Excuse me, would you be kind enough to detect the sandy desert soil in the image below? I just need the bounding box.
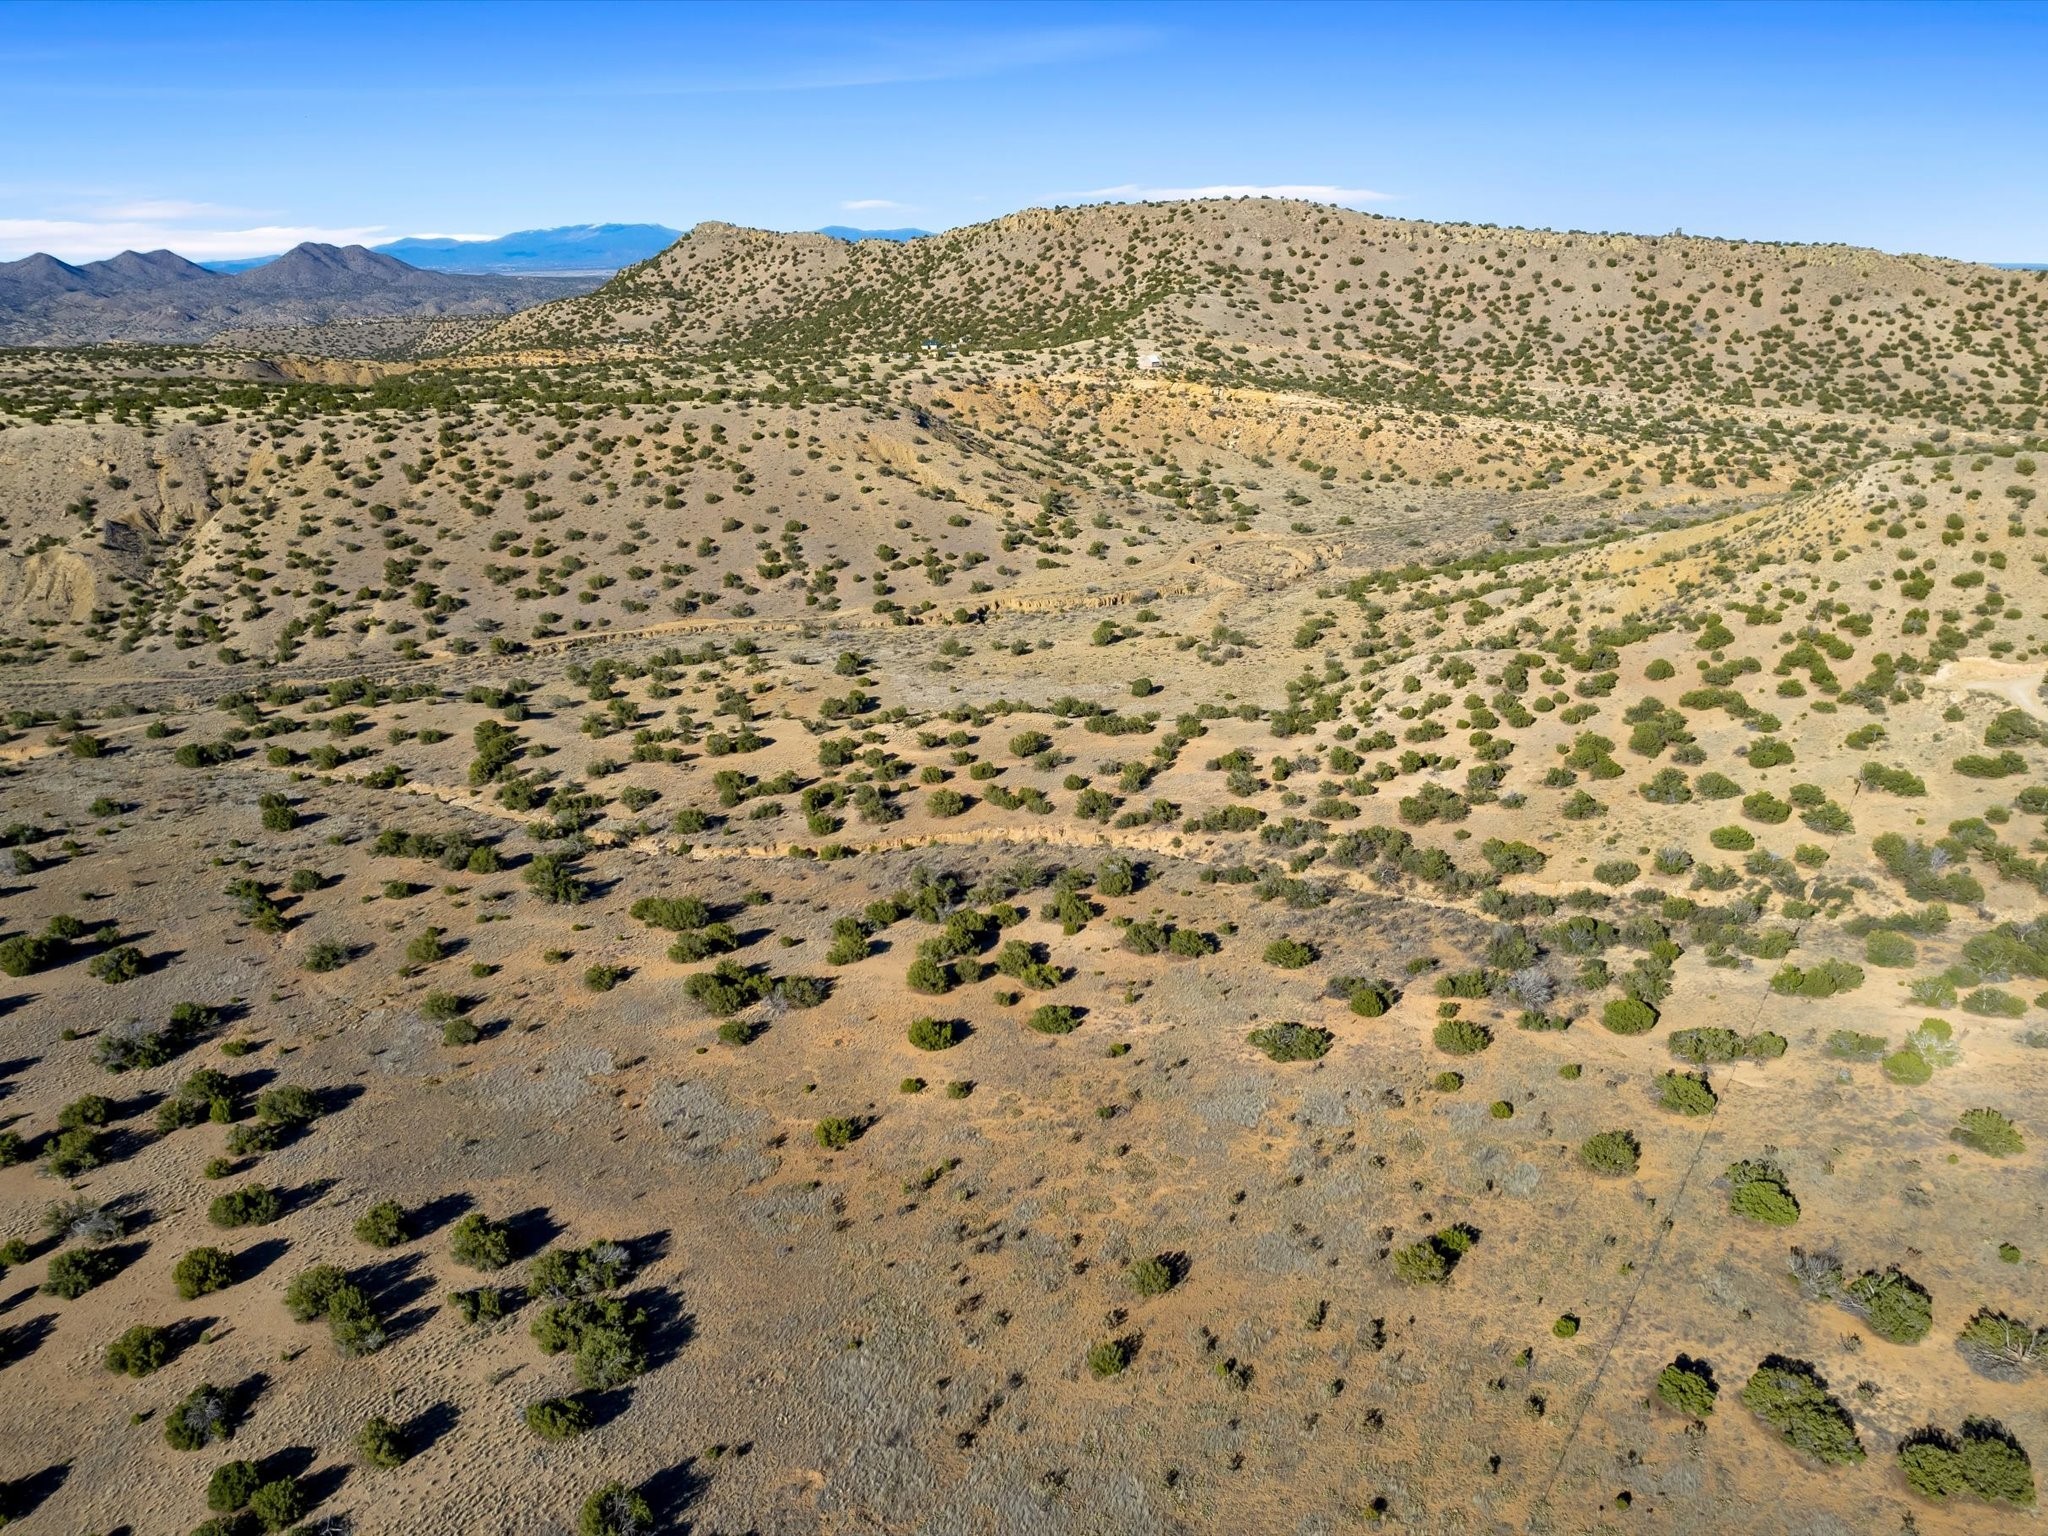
[0,200,2044,1535]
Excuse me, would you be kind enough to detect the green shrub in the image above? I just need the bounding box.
[438,1015,480,1046]
[1962,987,2027,1017]
[1770,959,1865,999]
[530,1294,648,1390]
[907,1016,958,1051]
[1743,791,1792,824]
[0,932,58,977]
[106,1323,172,1377]
[1248,1023,1334,1061]
[1431,1017,1492,1055]
[284,1264,350,1322]
[450,1211,513,1269]
[420,990,466,1023]
[1740,1358,1864,1465]
[529,1242,631,1300]
[331,1286,388,1356]
[41,1245,113,1299]
[1262,937,1316,969]
[1862,762,1928,796]
[1655,1356,1718,1418]
[1865,931,1916,968]
[156,1066,234,1132]
[666,923,738,962]
[1602,996,1658,1035]
[1658,1071,1717,1116]
[208,1185,281,1228]
[1029,1003,1082,1035]
[174,1246,235,1298]
[1592,859,1640,887]
[631,894,713,932]
[354,1200,408,1247]
[581,1481,655,1536]
[1844,1266,1933,1345]
[524,850,588,905]
[303,938,348,972]
[825,918,873,965]
[1127,1256,1176,1296]
[207,1460,262,1512]
[255,1083,319,1127]
[43,1126,105,1177]
[1349,983,1390,1018]
[358,1414,408,1468]
[1726,1159,1800,1224]
[525,1395,593,1440]
[1956,1309,2045,1379]
[814,1117,856,1150]
[88,945,146,983]
[1392,1224,1478,1284]
[1884,1048,1934,1085]
[1391,1240,1450,1285]
[58,1093,113,1130]
[1953,1108,2025,1157]
[1481,839,1547,875]
[225,1121,278,1157]
[1670,1027,1785,1064]
[1709,825,1755,851]
[1954,752,2028,780]
[778,978,827,1015]
[165,1382,234,1450]
[247,1478,305,1531]
[447,1286,507,1325]
[1086,1337,1131,1377]
[1899,1419,2035,1506]
[1580,1130,1640,1177]
[571,1315,647,1391]
[684,958,771,1014]
[1556,794,1605,831]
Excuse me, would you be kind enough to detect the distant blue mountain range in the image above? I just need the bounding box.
[374,224,682,273]
[201,221,934,276]
[818,226,931,243]
[204,223,682,276]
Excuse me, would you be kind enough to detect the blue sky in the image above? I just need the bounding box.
[4,0,2044,263]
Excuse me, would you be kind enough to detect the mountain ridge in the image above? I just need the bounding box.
[0,241,595,346]
[204,221,933,276]
[479,197,2045,446]
[368,222,683,274]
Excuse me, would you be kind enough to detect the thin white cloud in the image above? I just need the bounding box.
[392,232,499,243]
[97,198,251,221]
[0,217,388,262]
[1087,183,1395,206]
[841,199,911,212]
